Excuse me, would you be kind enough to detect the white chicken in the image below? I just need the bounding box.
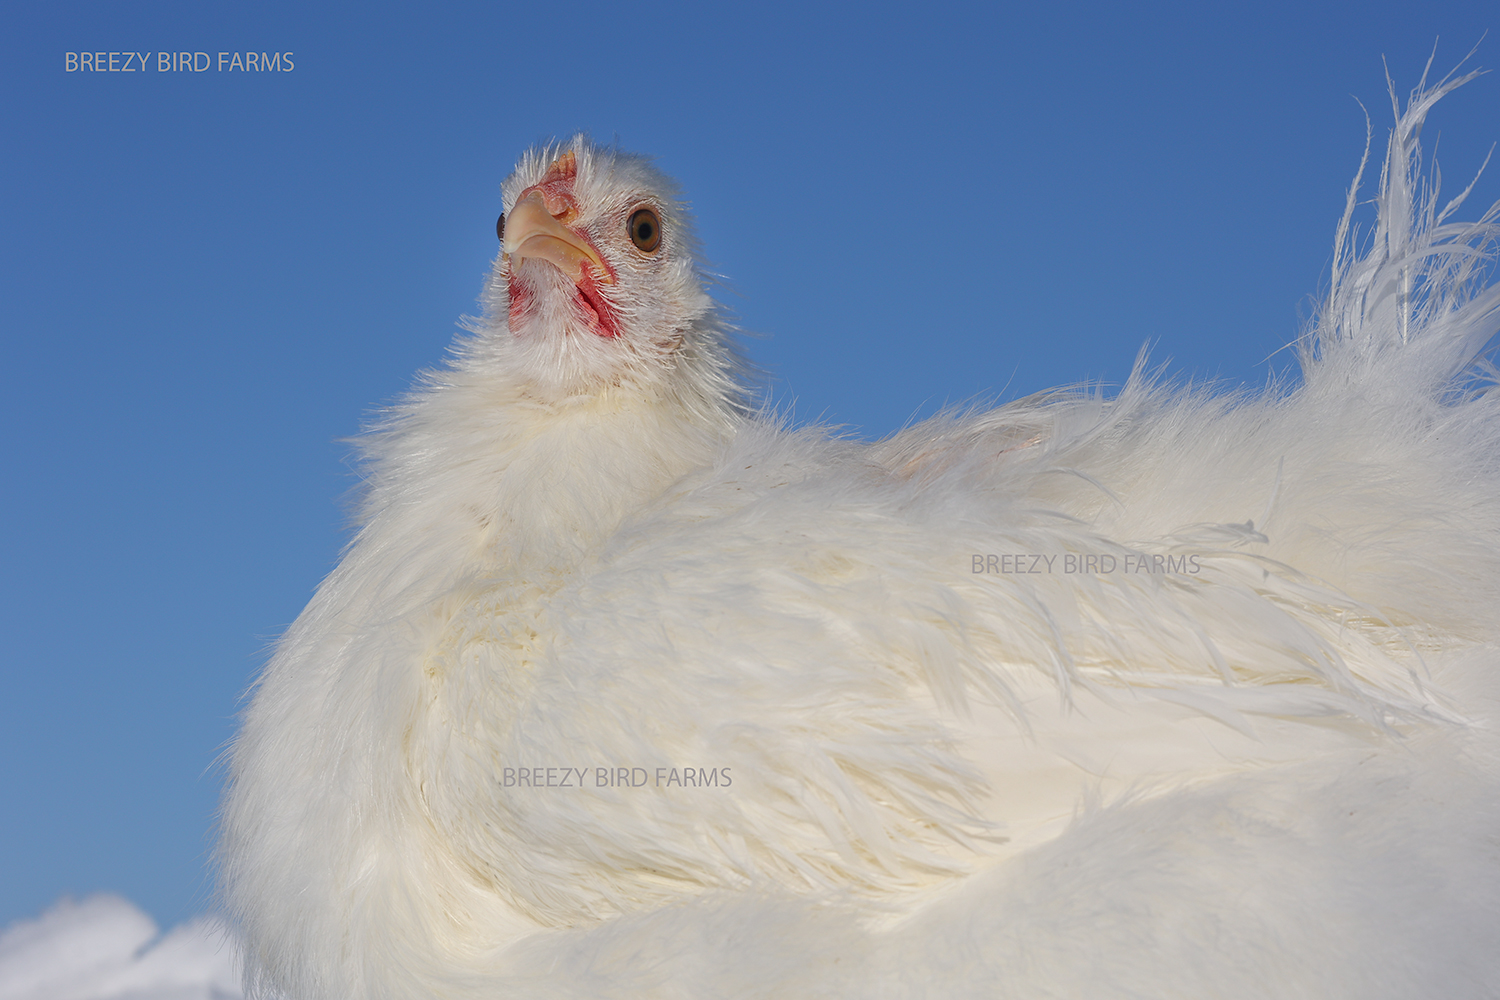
[222,67,1500,999]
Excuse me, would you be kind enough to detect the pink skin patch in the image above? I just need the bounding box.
[506,152,620,338]
[506,273,533,329]
[506,256,620,340]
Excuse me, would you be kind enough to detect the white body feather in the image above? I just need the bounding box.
[222,68,1500,998]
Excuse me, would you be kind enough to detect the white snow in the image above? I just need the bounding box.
[0,897,241,1000]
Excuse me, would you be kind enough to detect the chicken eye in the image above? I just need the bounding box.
[496,213,504,243]
[628,208,661,253]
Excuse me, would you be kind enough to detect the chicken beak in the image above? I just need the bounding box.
[503,190,615,285]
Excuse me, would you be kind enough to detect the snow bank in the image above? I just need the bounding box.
[0,896,241,1000]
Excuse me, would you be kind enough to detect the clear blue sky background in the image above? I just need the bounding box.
[4,0,1498,931]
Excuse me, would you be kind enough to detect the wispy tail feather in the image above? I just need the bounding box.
[1306,52,1500,396]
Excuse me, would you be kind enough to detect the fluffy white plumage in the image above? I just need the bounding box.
[222,66,1500,998]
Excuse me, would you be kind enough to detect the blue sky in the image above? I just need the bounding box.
[3,0,1498,931]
